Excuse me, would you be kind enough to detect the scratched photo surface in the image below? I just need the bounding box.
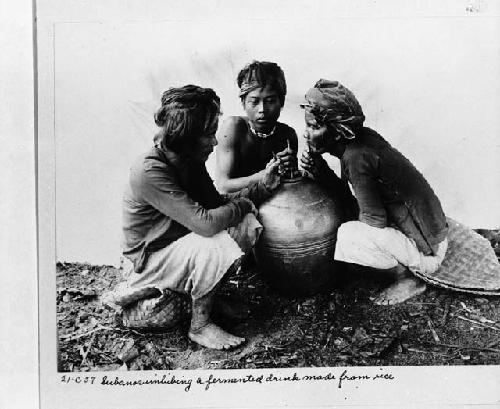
[46,3,500,374]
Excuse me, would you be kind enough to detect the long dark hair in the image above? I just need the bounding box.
[154,85,221,153]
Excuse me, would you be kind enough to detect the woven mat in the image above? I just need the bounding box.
[121,290,190,330]
[101,283,190,329]
[413,218,500,295]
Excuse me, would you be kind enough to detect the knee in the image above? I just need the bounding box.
[337,221,363,242]
[200,235,226,252]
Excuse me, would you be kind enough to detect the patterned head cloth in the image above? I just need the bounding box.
[237,61,287,104]
[301,79,365,140]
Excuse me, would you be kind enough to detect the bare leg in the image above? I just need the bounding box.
[371,263,427,305]
[188,286,245,350]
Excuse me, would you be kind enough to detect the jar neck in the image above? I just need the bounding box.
[281,170,303,183]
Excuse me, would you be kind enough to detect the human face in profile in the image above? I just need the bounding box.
[303,110,330,155]
[243,84,282,133]
[192,117,219,162]
[304,110,345,158]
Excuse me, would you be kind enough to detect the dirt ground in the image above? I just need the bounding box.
[57,230,500,372]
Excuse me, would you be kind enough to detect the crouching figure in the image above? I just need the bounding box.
[103,85,280,350]
[300,79,500,303]
[300,79,448,305]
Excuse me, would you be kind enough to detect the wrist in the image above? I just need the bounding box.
[256,180,274,200]
[235,198,252,215]
[257,169,267,180]
[262,180,275,192]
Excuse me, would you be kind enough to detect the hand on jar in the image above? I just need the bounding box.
[262,157,281,191]
[236,197,259,216]
[275,145,298,174]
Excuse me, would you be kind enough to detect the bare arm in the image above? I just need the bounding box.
[215,117,265,193]
[222,158,281,206]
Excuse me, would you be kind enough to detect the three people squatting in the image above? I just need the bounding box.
[103,61,500,350]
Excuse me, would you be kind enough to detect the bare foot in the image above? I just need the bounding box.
[372,276,427,305]
[188,322,245,350]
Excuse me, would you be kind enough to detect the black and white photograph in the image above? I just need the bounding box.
[3,0,500,408]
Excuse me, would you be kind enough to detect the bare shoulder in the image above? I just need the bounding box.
[219,116,248,142]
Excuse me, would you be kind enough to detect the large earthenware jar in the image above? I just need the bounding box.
[255,175,346,296]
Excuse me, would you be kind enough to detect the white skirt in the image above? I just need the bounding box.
[334,220,448,275]
[107,213,263,307]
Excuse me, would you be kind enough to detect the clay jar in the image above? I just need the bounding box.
[255,175,346,296]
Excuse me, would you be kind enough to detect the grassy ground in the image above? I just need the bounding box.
[57,230,500,372]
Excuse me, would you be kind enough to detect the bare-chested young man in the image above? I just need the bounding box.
[216,61,299,193]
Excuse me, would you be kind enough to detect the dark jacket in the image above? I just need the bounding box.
[122,146,272,274]
[334,127,448,255]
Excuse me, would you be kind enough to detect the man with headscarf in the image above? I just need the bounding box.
[216,61,299,193]
[300,79,449,305]
[103,85,281,349]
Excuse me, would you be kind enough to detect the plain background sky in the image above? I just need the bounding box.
[38,0,500,266]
